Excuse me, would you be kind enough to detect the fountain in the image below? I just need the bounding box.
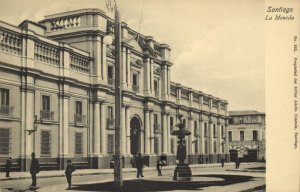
[171,113,192,181]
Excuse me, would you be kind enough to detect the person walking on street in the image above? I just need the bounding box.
[30,152,40,188]
[221,158,225,168]
[157,161,163,176]
[136,153,144,178]
[5,157,12,178]
[65,159,76,190]
[235,158,240,169]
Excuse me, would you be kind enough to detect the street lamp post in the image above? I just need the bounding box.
[114,7,123,190]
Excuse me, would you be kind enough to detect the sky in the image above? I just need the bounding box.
[0,0,265,112]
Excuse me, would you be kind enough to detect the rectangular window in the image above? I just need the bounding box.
[213,141,217,153]
[253,130,258,141]
[170,116,174,131]
[76,101,82,115]
[42,95,50,111]
[205,140,208,154]
[132,73,138,86]
[154,137,159,154]
[0,88,9,105]
[107,65,114,79]
[204,122,208,137]
[183,119,186,127]
[221,126,224,138]
[41,131,51,156]
[194,120,198,136]
[203,97,209,106]
[107,134,114,155]
[108,106,114,119]
[75,132,83,155]
[0,128,10,155]
[240,131,244,141]
[154,80,159,96]
[213,124,217,138]
[228,131,232,142]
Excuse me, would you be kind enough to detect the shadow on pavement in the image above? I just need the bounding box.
[71,174,254,192]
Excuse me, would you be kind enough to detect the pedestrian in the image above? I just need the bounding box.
[5,157,12,178]
[30,152,40,188]
[136,153,144,178]
[65,159,76,190]
[157,161,162,176]
[235,158,240,169]
[221,158,225,168]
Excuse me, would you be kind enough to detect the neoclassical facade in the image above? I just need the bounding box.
[0,8,228,171]
[228,111,266,162]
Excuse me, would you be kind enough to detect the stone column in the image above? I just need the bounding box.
[101,37,107,81]
[217,121,221,154]
[94,101,101,154]
[121,106,126,155]
[100,102,106,154]
[188,116,194,154]
[144,110,150,154]
[167,114,171,153]
[62,93,70,156]
[161,64,168,100]
[150,111,154,154]
[143,57,151,95]
[162,112,168,154]
[150,59,154,94]
[94,36,102,81]
[25,86,35,157]
[209,121,214,154]
[126,107,131,154]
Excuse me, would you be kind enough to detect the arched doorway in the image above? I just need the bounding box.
[130,116,142,155]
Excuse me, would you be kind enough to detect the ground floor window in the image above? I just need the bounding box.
[171,138,174,154]
[213,141,217,153]
[0,128,10,155]
[107,134,114,155]
[75,132,83,155]
[154,137,159,154]
[41,130,51,156]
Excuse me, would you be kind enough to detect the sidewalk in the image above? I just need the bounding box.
[0,162,260,181]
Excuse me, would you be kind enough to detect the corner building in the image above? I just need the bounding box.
[0,9,229,171]
[228,111,266,162]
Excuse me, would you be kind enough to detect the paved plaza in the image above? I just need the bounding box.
[0,162,265,192]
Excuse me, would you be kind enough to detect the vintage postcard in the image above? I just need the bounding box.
[0,0,299,191]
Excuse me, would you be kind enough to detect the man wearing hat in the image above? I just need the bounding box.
[30,152,40,188]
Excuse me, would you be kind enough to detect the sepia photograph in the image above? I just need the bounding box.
[0,0,298,191]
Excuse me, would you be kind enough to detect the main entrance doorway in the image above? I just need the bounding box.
[229,149,238,162]
[130,116,141,155]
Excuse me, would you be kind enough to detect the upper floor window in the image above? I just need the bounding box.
[229,118,234,124]
[203,97,209,106]
[154,79,159,97]
[0,88,12,116]
[204,122,208,137]
[132,72,139,92]
[253,130,258,141]
[194,120,198,136]
[228,131,232,142]
[221,125,224,138]
[212,100,218,108]
[107,65,114,85]
[42,95,50,111]
[239,118,243,124]
[170,116,174,131]
[76,101,82,115]
[183,119,186,128]
[213,124,217,138]
[240,131,244,141]
[0,88,9,105]
[107,106,114,119]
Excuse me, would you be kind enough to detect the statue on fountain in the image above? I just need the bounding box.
[171,113,192,181]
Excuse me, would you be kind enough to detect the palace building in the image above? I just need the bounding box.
[0,8,228,171]
[228,111,266,162]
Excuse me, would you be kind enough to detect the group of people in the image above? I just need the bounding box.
[5,152,76,190]
[135,153,164,178]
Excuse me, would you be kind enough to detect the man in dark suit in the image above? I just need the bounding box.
[136,153,144,178]
[5,157,12,178]
[65,159,76,190]
[30,152,40,188]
